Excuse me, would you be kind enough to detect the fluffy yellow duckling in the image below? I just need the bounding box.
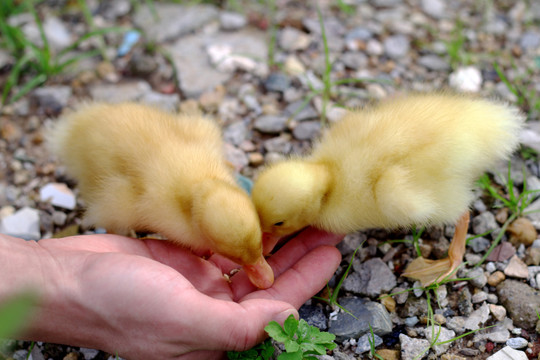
[252,93,523,285]
[49,102,273,289]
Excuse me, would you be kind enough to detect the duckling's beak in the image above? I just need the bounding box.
[243,255,274,289]
[262,232,281,255]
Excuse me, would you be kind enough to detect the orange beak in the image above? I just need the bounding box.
[262,232,281,255]
[243,255,274,289]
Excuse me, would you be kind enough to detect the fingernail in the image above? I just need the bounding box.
[273,308,298,325]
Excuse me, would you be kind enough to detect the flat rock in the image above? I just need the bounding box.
[299,304,327,330]
[503,255,529,279]
[384,35,410,59]
[486,242,516,262]
[472,211,498,236]
[342,258,397,297]
[497,279,540,329]
[39,183,76,210]
[0,207,40,240]
[328,297,392,341]
[219,11,247,31]
[424,326,455,355]
[223,143,248,171]
[140,91,180,112]
[165,30,267,97]
[355,333,382,354]
[254,115,288,134]
[223,122,248,146]
[487,346,527,360]
[133,3,218,42]
[464,303,490,331]
[399,334,429,360]
[89,81,152,103]
[292,121,321,141]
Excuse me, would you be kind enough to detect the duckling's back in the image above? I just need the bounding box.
[49,102,230,237]
[312,93,523,231]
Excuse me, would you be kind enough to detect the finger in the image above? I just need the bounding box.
[242,245,342,308]
[229,228,343,295]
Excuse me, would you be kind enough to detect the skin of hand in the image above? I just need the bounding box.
[1,228,342,360]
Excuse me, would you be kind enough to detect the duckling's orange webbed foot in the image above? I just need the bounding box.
[402,212,470,287]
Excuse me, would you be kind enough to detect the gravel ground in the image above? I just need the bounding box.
[2,0,540,359]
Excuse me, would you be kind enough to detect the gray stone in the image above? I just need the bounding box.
[0,49,13,68]
[341,52,369,70]
[383,35,410,59]
[328,297,392,341]
[399,334,429,360]
[424,326,455,355]
[165,30,267,97]
[345,27,373,51]
[520,31,540,50]
[43,16,72,51]
[342,258,397,297]
[292,121,321,141]
[355,333,382,354]
[506,337,528,349]
[219,11,247,31]
[264,73,291,93]
[89,81,152,103]
[466,267,488,288]
[464,303,490,331]
[446,316,466,334]
[470,237,491,253]
[254,115,288,134]
[299,304,327,330]
[366,39,384,56]
[421,0,446,19]
[404,316,419,327]
[472,211,498,236]
[80,348,100,360]
[223,143,248,171]
[0,206,40,240]
[133,3,218,42]
[284,101,319,121]
[497,280,540,329]
[487,346,528,360]
[279,27,311,51]
[33,86,72,109]
[223,121,247,146]
[263,135,293,154]
[140,91,180,112]
[474,318,511,343]
[458,287,473,316]
[417,55,450,71]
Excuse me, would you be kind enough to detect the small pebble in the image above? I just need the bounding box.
[489,304,507,321]
[506,337,528,349]
[487,271,506,286]
[503,255,529,279]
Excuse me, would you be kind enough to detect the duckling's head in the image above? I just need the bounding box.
[194,181,273,289]
[252,161,331,251]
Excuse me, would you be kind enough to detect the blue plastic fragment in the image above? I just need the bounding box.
[117,30,141,57]
[235,174,253,195]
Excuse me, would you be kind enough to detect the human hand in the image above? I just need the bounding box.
[15,227,342,360]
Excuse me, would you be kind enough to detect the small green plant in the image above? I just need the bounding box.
[0,0,125,105]
[227,339,274,360]
[444,20,471,69]
[367,325,384,360]
[228,315,336,360]
[265,314,336,360]
[493,62,540,117]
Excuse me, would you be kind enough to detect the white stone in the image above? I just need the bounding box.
[449,66,482,92]
[424,325,455,355]
[464,303,490,330]
[486,346,527,360]
[0,207,41,240]
[40,183,76,210]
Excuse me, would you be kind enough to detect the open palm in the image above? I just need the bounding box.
[25,228,342,360]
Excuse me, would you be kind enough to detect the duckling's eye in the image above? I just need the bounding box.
[274,221,284,226]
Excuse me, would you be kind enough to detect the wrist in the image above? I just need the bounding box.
[0,235,108,350]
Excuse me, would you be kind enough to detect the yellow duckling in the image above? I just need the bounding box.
[252,93,523,286]
[49,102,273,289]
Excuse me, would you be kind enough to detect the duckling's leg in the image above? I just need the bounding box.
[402,212,470,287]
